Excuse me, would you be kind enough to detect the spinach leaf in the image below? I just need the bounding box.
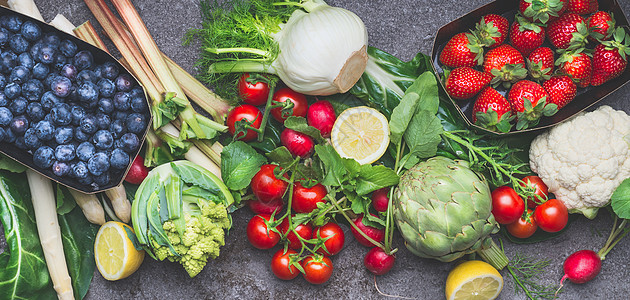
[314,145,347,187]
[612,178,630,219]
[404,111,444,159]
[220,141,266,191]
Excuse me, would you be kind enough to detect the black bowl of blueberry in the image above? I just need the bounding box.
[0,7,151,193]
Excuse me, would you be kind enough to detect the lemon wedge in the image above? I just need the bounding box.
[330,106,389,165]
[445,260,503,300]
[95,221,145,281]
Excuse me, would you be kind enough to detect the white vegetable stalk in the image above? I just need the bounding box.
[67,189,105,225]
[160,123,222,178]
[26,170,74,300]
[7,0,44,21]
[104,185,131,223]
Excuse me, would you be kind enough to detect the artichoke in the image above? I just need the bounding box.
[393,156,508,269]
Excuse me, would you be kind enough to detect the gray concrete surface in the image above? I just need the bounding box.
[0,0,628,299]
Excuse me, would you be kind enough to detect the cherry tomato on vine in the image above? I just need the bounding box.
[226,104,262,141]
[271,249,300,280]
[520,175,549,208]
[301,255,333,284]
[270,87,307,123]
[251,164,288,203]
[506,209,538,239]
[246,214,280,250]
[279,218,313,250]
[315,222,345,256]
[534,199,568,233]
[248,197,284,215]
[292,182,327,213]
[238,73,270,106]
[491,186,525,224]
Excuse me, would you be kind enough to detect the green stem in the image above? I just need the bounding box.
[598,218,629,260]
[507,265,536,300]
[327,194,387,251]
[209,60,271,74]
[314,196,347,222]
[256,80,278,142]
[477,239,509,270]
[206,47,271,58]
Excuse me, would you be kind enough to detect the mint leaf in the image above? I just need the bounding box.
[356,165,399,195]
[404,111,443,159]
[284,116,324,142]
[612,178,630,219]
[221,141,267,190]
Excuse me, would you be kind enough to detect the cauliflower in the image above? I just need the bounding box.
[529,105,630,219]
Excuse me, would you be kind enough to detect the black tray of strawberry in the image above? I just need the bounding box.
[431,0,630,135]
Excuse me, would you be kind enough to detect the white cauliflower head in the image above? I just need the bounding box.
[529,105,630,219]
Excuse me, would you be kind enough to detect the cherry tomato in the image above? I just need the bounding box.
[371,187,389,212]
[350,214,385,247]
[491,186,525,224]
[520,176,549,208]
[246,214,280,250]
[279,218,313,250]
[534,199,568,233]
[315,222,345,256]
[301,255,333,285]
[292,182,327,213]
[506,209,538,239]
[271,249,299,280]
[364,247,396,275]
[251,164,288,203]
[270,87,307,123]
[248,197,284,215]
[238,73,270,106]
[226,104,262,141]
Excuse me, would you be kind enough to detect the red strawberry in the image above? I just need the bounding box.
[445,67,492,100]
[510,15,546,56]
[508,80,557,130]
[543,75,577,109]
[483,44,528,88]
[476,14,509,48]
[519,0,567,24]
[588,11,615,41]
[556,49,592,87]
[566,0,598,15]
[591,28,630,86]
[472,87,514,132]
[527,47,554,82]
[439,32,484,68]
[547,13,589,50]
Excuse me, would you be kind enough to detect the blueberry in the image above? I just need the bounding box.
[60,64,78,81]
[50,76,72,97]
[130,95,148,113]
[9,34,29,54]
[59,39,77,57]
[80,114,97,134]
[50,103,72,126]
[53,53,67,70]
[4,82,21,99]
[22,79,43,101]
[120,133,139,153]
[94,172,110,186]
[112,111,128,121]
[4,129,15,143]
[0,107,12,126]
[9,66,30,84]
[78,175,94,185]
[24,128,41,149]
[109,119,126,139]
[4,15,22,33]
[0,74,6,90]
[42,33,61,48]
[55,144,76,162]
[74,128,90,142]
[92,65,103,79]
[72,161,89,179]
[92,129,114,149]
[33,146,55,168]
[0,94,7,107]
[41,91,62,112]
[29,41,43,61]
[9,115,29,135]
[88,152,109,176]
[54,127,73,144]
[71,105,85,126]
[35,120,55,141]
[0,52,17,73]
[14,136,26,149]
[94,112,110,129]
[113,92,130,111]
[0,28,9,46]
[76,141,95,161]
[38,44,56,64]
[97,78,115,98]
[32,63,49,80]
[114,73,134,92]
[52,161,70,177]
[27,102,45,122]
[20,21,41,42]
[76,69,96,84]
[78,81,99,104]
[73,51,93,70]
[110,148,130,169]
[0,127,6,141]
[17,52,34,69]
[100,61,119,80]
[125,113,146,134]
[9,97,27,115]
[98,98,114,114]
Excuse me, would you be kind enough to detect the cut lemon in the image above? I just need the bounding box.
[330,106,389,165]
[95,221,145,281]
[445,260,503,300]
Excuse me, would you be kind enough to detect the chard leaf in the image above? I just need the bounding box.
[220,141,266,191]
[284,116,324,142]
[324,93,365,115]
[315,145,347,187]
[0,154,26,173]
[55,185,76,215]
[612,178,630,219]
[355,165,399,196]
[404,111,444,159]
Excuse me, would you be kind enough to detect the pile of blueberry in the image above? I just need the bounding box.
[0,13,149,190]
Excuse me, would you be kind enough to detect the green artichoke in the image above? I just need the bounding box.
[393,156,508,269]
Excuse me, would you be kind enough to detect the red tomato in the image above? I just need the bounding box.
[226,104,262,141]
[279,218,313,250]
[292,182,327,213]
[534,199,568,233]
[270,87,308,123]
[246,214,280,250]
[271,249,299,280]
[506,209,538,239]
[315,222,345,256]
[251,164,288,203]
[491,186,525,224]
[520,176,549,208]
[238,73,270,106]
[248,197,284,215]
[301,256,333,285]
[350,214,385,247]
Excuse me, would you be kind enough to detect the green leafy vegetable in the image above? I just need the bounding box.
[284,116,324,142]
[55,185,76,216]
[612,178,630,219]
[220,141,267,191]
[0,155,27,173]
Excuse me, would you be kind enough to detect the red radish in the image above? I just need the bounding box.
[561,250,602,285]
[351,214,385,247]
[364,247,396,275]
[281,128,314,157]
[307,100,336,138]
[371,187,389,212]
[124,155,149,185]
[248,198,284,215]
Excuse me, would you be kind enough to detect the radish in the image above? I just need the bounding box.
[307,100,336,138]
[561,250,601,285]
[350,214,385,247]
[125,155,149,185]
[371,187,389,212]
[364,247,395,275]
[281,128,315,157]
[248,197,284,215]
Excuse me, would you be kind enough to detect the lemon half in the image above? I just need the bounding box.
[95,221,145,281]
[330,106,389,165]
[445,260,503,300]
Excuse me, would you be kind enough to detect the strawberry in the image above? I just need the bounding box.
[556,49,592,87]
[591,28,630,86]
[566,0,598,15]
[439,32,484,68]
[587,11,615,41]
[483,44,528,88]
[508,80,557,130]
[476,14,509,48]
[547,13,589,50]
[543,75,577,109]
[519,0,567,24]
[510,15,546,56]
[472,87,514,133]
[527,47,554,82]
[445,67,492,100]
